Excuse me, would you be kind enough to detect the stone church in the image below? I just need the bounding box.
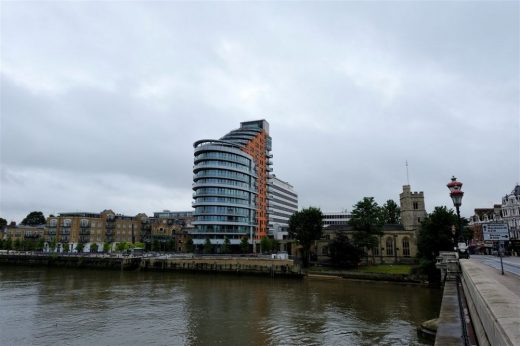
[315,185,427,264]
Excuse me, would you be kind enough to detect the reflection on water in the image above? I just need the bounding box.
[0,266,440,345]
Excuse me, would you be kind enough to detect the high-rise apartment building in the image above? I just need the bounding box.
[192,120,272,247]
[268,175,298,240]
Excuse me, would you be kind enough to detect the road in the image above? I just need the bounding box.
[470,254,520,277]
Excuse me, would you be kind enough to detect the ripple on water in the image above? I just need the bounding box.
[0,267,439,346]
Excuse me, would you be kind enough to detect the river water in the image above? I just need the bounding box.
[0,266,441,346]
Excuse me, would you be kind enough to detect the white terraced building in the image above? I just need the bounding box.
[502,185,520,240]
[268,175,298,240]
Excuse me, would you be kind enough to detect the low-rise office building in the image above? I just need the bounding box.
[322,211,351,228]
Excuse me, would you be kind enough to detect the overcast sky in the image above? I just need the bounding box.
[1,1,519,223]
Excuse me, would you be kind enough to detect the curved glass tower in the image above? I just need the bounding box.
[192,120,272,249]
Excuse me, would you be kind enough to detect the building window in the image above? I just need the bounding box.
[373,246,379,256]
[402,238,410,256]
[386,237,394,256]
[322,246,328,255]
[413,202,419,210]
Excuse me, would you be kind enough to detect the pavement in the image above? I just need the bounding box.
[460,257,520,345]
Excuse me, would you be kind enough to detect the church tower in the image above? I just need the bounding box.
[399,185,427,236]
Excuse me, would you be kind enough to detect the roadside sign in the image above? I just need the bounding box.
[482,223,509,241]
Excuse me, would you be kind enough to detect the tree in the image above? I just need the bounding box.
[0,217,7,229]
[76,243,85,253]
[260,237,272,253]
[222,236,231,254]
[461,219,473,242]
[21,211,46,226]
[417,206,458,283]
[103,242,111,253]
[49,239,57,252]
[288,207,323,267]
[168,239,176,252]
[349,197,384,250]
[203,238,212,254]
[271,238,280,253]
[63,243,70,253]
[240,237,249,254]
[5,238,13,250]
[36,239,45,251]
[381,199,401,224]
[116,242,128,252]
[186,238,194,253]
[328,231,362,268]
[90,243,99,253]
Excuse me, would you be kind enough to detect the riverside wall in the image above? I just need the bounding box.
[0,253,302,277]
[140,257,301,276]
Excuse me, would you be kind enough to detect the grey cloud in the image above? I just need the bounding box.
[1,1,518,222]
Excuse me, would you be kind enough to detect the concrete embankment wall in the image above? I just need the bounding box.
[460,260,520,346]
[0,254,302,277]
[307,270,423,283]
[0,254,140,270]
[140,257,301,276]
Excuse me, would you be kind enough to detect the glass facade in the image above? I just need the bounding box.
[192,140,258,245]
[192,120,272,247]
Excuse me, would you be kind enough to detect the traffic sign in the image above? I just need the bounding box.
[482,223,509,241]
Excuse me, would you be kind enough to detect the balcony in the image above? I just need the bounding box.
[105,229,114,236]
[60,230,71,236]
[79,235,90,243]
[105,223,116,229]
[79,228,91,235]
[47,230,57,236]
[60,236,70,242]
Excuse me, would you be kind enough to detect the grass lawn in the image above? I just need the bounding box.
[355,264,413,275]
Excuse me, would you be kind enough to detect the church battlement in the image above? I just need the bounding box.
[400,185,427,233]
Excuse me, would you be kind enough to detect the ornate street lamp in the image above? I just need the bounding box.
[447,176,464,250]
